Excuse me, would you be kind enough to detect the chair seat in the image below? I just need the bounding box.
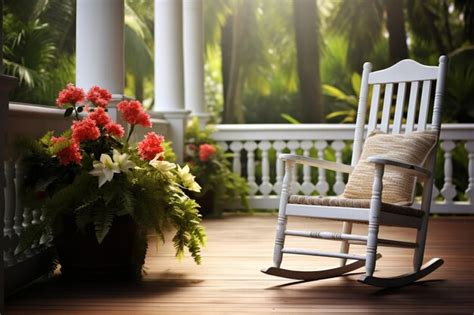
[288,195,425,218]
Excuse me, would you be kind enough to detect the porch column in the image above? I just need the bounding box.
[76,0,124,121]
[183,0,209,128]
[154,0,189,163]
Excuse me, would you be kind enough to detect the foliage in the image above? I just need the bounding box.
[185,118,249,216]
[19,85,206,266]
[3,0,76,105]
[323,73,361,123]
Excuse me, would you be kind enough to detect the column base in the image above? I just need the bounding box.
[161,109,191,164]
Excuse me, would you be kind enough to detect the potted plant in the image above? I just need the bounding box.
[184,118,248,217]
[19,84,205,280]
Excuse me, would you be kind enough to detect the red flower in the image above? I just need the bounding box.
[137,132,165,161]
[86,86,112,108]
[88,107,111,127]
[51,136,82,166]
[56,83,85,108]
[199,144,216,162]
[117,100,152,127]
[136,111,152,128]
[71,118,100,143]
[105,122,125,138]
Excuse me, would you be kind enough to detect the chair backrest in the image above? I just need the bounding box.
[351,56,448,167]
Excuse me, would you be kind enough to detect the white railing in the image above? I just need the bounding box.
[214,124,474,214]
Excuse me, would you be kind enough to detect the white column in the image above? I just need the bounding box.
[154,0,189,163]
[76,0,125,121]
[183,0,209,127]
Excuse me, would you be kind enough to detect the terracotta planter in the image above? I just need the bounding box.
[54,215,147,280]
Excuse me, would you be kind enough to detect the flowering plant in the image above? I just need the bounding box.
[184,118,248,216]
[20,84,205,275]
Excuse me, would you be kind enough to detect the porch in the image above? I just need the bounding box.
[6,214,474,314]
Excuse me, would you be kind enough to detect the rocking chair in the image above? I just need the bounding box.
[262,56,448,288]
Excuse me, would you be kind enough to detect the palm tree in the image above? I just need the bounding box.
[292,0,323,123]
[330,0,408,71]
[3,0,75,104]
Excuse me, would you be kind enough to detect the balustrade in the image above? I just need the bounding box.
[214,124,474,214]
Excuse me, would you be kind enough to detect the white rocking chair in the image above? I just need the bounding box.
[262,56,448,288]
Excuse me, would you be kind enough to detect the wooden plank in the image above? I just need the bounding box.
[367,84,381,133]
[405,81,419,133]
[392,82,406,134]
[380,83,394,132]
[368,59,439,84]
[417,80,432,131]
[5,215,474,314]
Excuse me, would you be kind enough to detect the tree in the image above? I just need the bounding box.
[384,0,409,62]
[330,0,408,71]
[124,1,154,103]
[292,0,323,123]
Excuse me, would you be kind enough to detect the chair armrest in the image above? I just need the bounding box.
[279,154,354,174]
[367,156,432,180]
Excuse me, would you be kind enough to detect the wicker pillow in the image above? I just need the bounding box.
[342,130,437,205]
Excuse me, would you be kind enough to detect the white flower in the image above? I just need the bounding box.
[89,154,120,187]
[89,150,135,187]
[177,164,201,192]
[149,153,176,172]
[113,149,135,173]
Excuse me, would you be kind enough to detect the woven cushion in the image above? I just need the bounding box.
[288,195,424,218]
[342,130,437,205]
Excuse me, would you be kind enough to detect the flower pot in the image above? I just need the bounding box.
[54,214,147,281]
[194,191,221,217]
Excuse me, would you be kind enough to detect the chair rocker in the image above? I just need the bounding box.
[262,56,448,288]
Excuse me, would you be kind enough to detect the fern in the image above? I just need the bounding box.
[93,207,115,244]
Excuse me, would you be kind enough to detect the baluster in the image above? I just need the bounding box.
[465,141,474,203]
[22,206,34,258]
[431,184,440,201]
[31,207,42,253]
[440,141,457,204]
[4,160,17,266]
[14,160,24,235]
[315,141,329,196]
[258,141,273,197]
[287,140,301,194]
[273,141,286,194]
[332,141,346,195]
[244,141,258,196]
[13,160,25,258]
[230,141,243,175]
[300,140,314,195]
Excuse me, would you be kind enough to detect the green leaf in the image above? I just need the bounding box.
[280,113,301,124]
[64,107,73,117]
[351,73,361,97]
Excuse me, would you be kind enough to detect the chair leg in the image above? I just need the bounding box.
[413,176,434,272]
[339,222,353,266]
[272,160,294,268]
[364,164,384,277]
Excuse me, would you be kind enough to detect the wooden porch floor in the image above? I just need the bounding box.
[6,214,474,314]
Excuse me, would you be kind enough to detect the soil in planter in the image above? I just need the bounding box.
[54,215,147,281]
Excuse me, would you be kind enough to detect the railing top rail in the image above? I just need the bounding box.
[214,123,474,141]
